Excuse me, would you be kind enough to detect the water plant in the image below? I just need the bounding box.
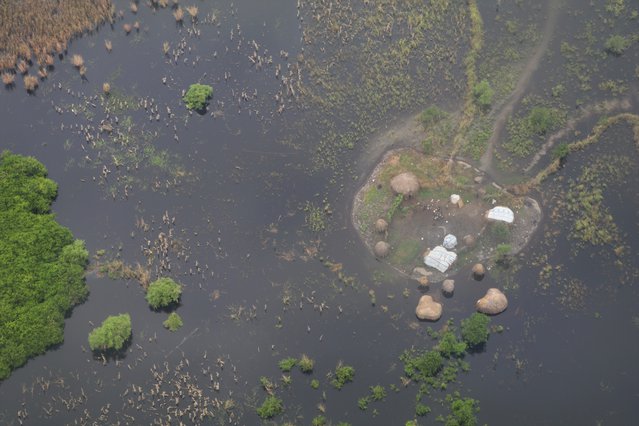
[88,314,132,352]
[1,72,15,86]
[183,83,213,110]
[278,357,297,372]
[71,54,84,69]
[163,312,183,331]
[23,74,38,92]
[310,379,320,389]
[256,395,283,419]
[604,35,629,56]
[312,415,327,426]
[358,397,369,410]
[370,385,386,401]
[146,277,182,309]
[331,363,355,389]
[299,354,314,373]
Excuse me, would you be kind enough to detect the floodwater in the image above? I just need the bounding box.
[1,0,638,425]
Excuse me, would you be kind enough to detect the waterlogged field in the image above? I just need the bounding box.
[1,0,638,425]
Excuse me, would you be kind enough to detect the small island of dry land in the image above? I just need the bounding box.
[353,148,541,283]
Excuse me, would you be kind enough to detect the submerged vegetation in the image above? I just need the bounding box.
[0,152,88,380]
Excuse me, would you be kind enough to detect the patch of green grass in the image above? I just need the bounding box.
[504,106,566,158]
[389,239,422,268]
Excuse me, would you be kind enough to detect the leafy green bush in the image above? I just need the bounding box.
[331,364,355,389]
[310,379,320,389]
[163,312,183,331]
[552,142,570,160]
[0,152,89,380]
[436,331,467,358]
[88,314,132,352]
[402,350,443,380]
[299,354,314,373]
[370,384,386,401]
[278,357,297,372]
[146,277,182,309]
[416,403,431,416]
[528,107,560,135]
[495,244,512,266]
[358,396,370,410]
[460,313,490,348]
[604,35,630,55]
[472,80,493,109]
[256,395,283,419]
[489,222,511,243]
[183,83,213,110]
[445,393,479,426]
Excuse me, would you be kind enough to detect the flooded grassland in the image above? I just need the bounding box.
[1,0,639,425]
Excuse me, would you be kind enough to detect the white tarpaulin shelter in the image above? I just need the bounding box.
[424,246,457,273]
[443,234,457,249]
[486,206,514,224]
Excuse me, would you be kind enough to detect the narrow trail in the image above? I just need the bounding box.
[479,2,560,175]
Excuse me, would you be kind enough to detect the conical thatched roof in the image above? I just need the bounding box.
[390,172,419,196]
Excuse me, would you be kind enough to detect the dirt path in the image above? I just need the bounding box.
[479,2,560,175]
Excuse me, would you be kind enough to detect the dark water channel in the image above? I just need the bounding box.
[1,1,638,425]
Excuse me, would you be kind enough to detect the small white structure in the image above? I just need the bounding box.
[424,246,457,273]
[486,206,514,224]
[450,194,461,204]
[443,234,457,250]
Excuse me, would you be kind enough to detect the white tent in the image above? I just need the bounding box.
[443,234,457,249]
[486,206,514,224]
[424,246,457,273]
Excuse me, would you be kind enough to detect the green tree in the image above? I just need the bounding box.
[0,152,89,380]
[88,314,132,352]
[146,277,182,309]
[460,313,490,348]
[163,312,183,331]
[183,83,213,110]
